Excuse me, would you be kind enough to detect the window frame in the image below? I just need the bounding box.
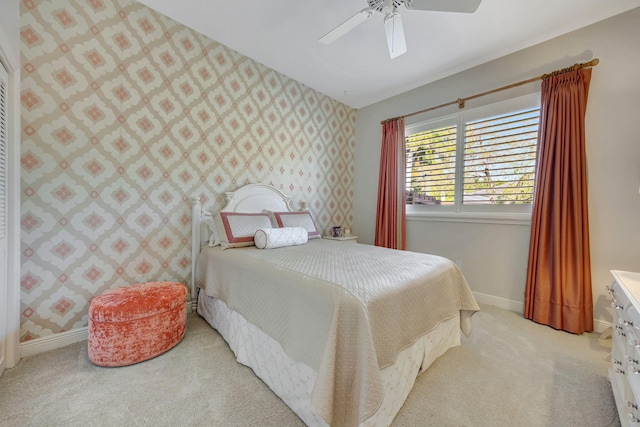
[405,93,540,225]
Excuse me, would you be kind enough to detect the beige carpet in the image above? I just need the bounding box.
[0,304,620,427]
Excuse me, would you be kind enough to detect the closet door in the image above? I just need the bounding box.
[0,60,8,377]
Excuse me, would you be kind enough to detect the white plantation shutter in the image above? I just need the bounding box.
[405,123,457,205]
[405,94,540,214]
[0,62,7,240]
[463,107,539,204]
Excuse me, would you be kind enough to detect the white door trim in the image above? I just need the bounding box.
[0,21,22,373]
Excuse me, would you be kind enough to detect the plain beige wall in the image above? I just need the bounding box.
[0,0,20,55]
[353,7,640,327]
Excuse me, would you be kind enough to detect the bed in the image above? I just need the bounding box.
[191,183,480,427]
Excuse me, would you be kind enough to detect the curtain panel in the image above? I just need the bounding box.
[375,118,406,250]
[525,68,593,334]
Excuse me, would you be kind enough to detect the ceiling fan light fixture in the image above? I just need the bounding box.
[381,0,395,14]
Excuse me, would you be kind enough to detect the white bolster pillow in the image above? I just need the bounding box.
[254,227,308,249]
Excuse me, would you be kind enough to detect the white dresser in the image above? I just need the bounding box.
[609,270,640,426]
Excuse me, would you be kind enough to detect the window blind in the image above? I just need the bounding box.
[405,124,457,205]
[463,108,539,204]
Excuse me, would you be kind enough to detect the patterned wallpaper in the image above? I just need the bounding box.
[19,0,355,341]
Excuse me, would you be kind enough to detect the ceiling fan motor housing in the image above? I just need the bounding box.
[368,0,404,13]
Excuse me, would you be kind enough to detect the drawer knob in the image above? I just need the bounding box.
[612,302,624,310]
[627,356,639,365]
[616,367,626,375]
[629,366,640,375]
[621,318,635,327]
[615,330,627,338]
[629,339,640,347]
[628,401,639,410]
[614,359,623,366]
[629,414,640,423]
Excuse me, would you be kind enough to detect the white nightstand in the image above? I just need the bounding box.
[324,235,358,244]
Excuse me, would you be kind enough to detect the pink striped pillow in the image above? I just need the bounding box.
[271,211,320,239]
[215,212,274,249]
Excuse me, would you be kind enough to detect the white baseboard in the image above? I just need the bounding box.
[593,319,611,335]
[473,291,524,313]
[20,327,88,358]
[472,291,611,334]
[20,301,193,358]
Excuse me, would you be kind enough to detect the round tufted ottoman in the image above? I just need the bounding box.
[88,282,187,367]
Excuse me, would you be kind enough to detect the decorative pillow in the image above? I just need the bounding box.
[254,227,308,249]
[215,212,274,249]
[271,211,320,239]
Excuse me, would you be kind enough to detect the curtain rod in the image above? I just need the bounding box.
[380,58,600,125]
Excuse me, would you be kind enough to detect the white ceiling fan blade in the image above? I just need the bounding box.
[319,7,375,44]
[405,0,482,13]
[384,12,407,59]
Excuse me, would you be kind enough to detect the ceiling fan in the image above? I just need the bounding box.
[319,0,482,59]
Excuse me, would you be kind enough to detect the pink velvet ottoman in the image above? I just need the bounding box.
[88,282,187,367]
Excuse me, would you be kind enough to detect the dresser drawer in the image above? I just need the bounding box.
[611,280,633,315]
[626,312,640,408]
[615,326,631,359]
[611,365,640,427]
[623,376,640,426]
[610,271,640,427]
[623,303,640,332]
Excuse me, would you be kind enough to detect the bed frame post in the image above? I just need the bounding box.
[190,196,201,312]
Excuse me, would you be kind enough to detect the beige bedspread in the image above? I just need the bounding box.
[195,239,479,426]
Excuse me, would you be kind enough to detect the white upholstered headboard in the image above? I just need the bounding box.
[190,183,301,310]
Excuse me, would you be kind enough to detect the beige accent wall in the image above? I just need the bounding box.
[353,8,640,327]
[20,0,355,340]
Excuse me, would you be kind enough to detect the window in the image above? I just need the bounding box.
[405,94,540,220]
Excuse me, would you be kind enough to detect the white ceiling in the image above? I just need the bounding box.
[137,0,640,109]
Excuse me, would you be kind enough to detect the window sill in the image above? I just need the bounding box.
[406,211,532,226]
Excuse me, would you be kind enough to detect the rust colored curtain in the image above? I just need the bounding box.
[524,68,593,334]
[375,118,406,249]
